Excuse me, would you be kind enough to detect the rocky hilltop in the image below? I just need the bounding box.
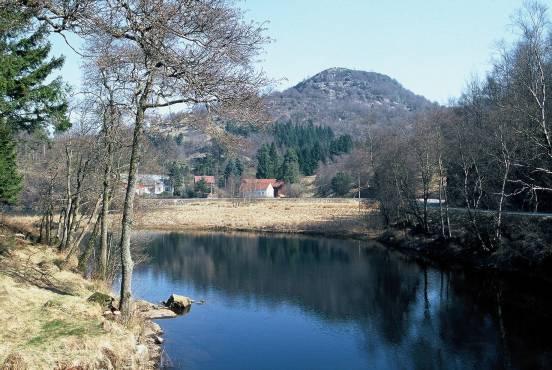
[267,67,434,133]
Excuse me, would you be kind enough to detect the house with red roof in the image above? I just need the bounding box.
[240,178,286,198]
[194,176,215,185]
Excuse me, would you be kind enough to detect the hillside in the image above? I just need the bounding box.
[141,68,435,177]
[266,67,434,133]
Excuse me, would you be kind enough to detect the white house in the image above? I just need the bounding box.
[239,179,276,198]
[239,179,287,198]
[134,174,173,196]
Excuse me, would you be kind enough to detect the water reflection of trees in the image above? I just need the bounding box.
[138,232,552,370]
[143,232,420,342]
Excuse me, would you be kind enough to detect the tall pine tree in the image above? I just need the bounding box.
[0,7,69,132]
[0,121,21,205]
[256,144,271,178]
[281,149,300,184]
[0,6,68,204]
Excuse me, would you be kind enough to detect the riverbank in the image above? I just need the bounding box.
[377,224,552,283]
[135,198,381,238]
[0,221,163,369]
[135,199,552,282]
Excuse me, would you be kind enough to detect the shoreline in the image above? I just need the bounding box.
[134,198,552,284]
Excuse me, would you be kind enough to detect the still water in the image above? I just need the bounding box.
[131,232,552,370]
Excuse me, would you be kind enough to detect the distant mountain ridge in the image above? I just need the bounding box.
[266,67,434,133]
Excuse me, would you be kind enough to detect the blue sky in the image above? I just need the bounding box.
[51,0,525,104]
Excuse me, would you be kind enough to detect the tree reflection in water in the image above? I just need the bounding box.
[132,231,552,370]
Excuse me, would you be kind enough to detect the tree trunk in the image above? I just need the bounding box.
[444,180,452,238]
[78,213,101,273]
[495,159,510,244]
[56,208,65,242]
[60,147,72,251]
[65,195,102,263]
[99,142,113,279]
[118,96,148,319]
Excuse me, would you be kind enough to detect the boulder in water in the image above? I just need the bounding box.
[164,294,192,313]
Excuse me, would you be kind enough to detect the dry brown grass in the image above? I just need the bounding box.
[0,225,157,370]
[0,214,41,237]
[136,198,381,237]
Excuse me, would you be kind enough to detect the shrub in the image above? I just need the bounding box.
[331,172,352,196]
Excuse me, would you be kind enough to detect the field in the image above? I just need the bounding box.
[135,198,381,238]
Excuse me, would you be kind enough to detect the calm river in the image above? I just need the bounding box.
[130,232,552,370]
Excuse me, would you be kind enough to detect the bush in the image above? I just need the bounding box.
[285,183,304,198]
[0,236,15,257]
[331,172,352,196]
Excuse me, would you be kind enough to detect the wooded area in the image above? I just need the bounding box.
[1,0,270,319]
[367,2,552,255]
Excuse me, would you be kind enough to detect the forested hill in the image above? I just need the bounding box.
[266,67,434,133]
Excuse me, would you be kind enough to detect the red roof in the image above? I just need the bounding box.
[194,176,215,184]
[240,178,277,192]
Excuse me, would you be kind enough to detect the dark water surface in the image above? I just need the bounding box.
[130,232,552,370]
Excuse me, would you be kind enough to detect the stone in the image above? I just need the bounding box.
[164,294,192,314]
[87,292,114,309]
[150,322,163,335]
[141,308,177,320]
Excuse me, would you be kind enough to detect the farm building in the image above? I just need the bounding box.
[134,174,173,196]
[240,179,286,198]
[194,175,216,185]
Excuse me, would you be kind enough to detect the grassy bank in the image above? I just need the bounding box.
[0,221,161,369]
[135,198,381,238]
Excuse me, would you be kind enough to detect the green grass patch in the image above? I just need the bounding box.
[27,319,102,346]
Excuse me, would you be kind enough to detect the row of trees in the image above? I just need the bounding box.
[273,121,353,175]
[255,122,353,182]
[370,1,552,252]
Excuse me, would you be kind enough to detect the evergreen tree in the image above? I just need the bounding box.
[280,149,300,184]
[234,158,244,177]
[272,121,352,176]
[311,141,322,163]
[0,121,21,205]
[299,147,317,176]
[331,172,352,196]
[194,179,210,197]
[0,7,68,204]
[256,144,271,178]
[0,7,69,132]
[224,160,236,180]
[168,161,188,196]
[268,142,280,178]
